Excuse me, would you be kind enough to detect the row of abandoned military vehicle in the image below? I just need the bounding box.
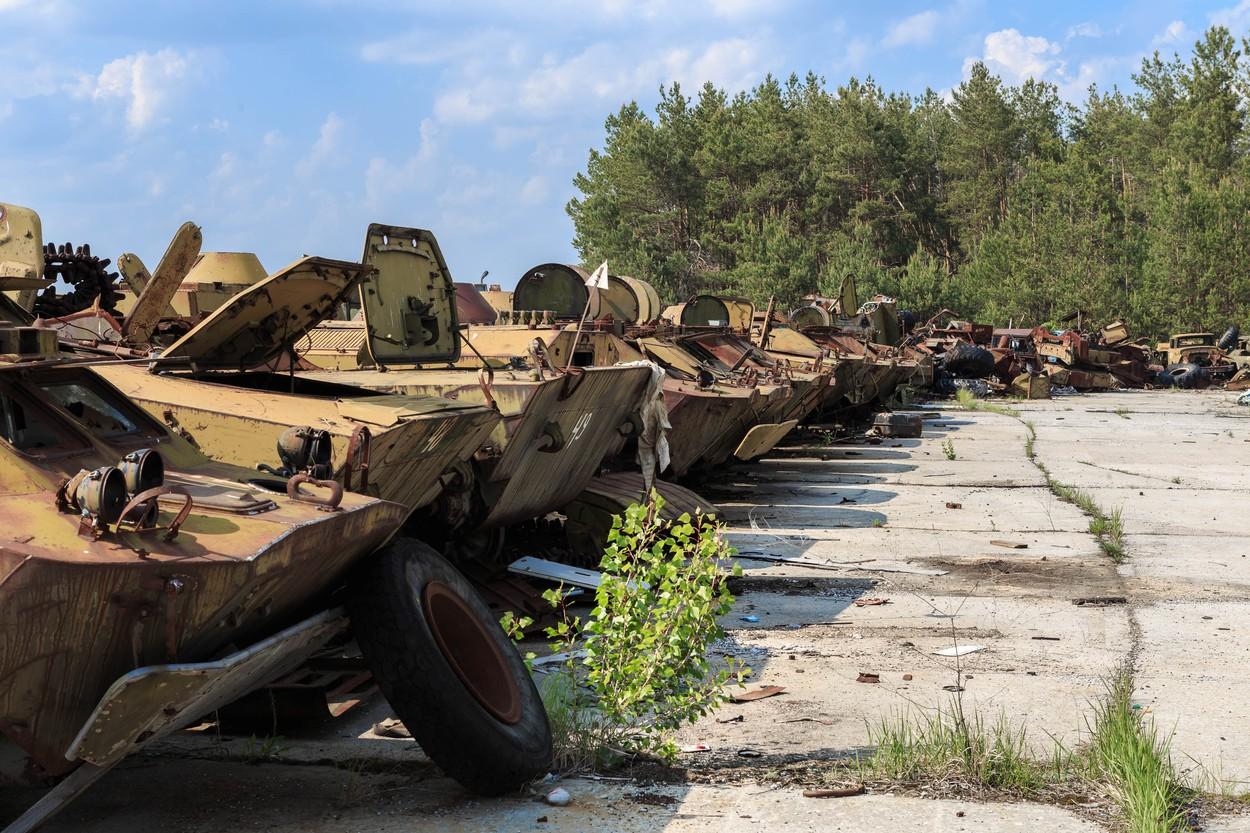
[0,203,928,832]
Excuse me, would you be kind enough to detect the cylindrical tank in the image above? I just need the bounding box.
[598,276,641,323]
[665,295,731,327]
[789,304,832,329]
[515,263,594,320]
[617,275,661,323]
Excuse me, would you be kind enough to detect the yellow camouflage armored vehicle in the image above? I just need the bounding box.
[294,226,656,557]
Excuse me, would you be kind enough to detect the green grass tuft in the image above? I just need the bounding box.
[956,388,1022,418]
[1086,671,1188,833]
[859,706,1072,796]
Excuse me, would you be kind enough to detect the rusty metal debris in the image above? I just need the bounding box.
[730,685,787,703]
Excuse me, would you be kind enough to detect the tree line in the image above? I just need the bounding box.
[567,26,1250,339]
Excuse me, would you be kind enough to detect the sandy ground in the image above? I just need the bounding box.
[3,389,1248,831]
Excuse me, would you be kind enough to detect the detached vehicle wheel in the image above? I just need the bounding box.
[942,343,995,379]
[1165,362,1209,389]
[348,537,552,794]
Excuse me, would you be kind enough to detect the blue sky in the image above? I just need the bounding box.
[1,0,1245,288]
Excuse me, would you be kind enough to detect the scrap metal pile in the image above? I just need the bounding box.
[1,198,1245,832]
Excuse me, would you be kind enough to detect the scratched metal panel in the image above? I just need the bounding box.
[0,497,406,776]
[480,365,652,528]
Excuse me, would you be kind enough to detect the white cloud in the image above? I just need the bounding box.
[967,29,1061,85]
[360,29,520,67]
[213,152,238,180]
[519,175,548,205]
[435,87,500,124]
[297,112,345,175]
[80,48,197,131]
[1211,0,1250,32]
[884,10,939,47]
[835,36,872,72]
[706,0,787,19]
[435,35,767,125]
[364,118,439,209]
[1066,22,1103,39]
[1154,19,1190,45]
[1056,55,1126,100]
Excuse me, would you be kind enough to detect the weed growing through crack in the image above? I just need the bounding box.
[239,734,284,763]
[955,388,1021,418]
[1021,422,1125,562]
[941,439,957,460]
[1085,670,1189,833]
[1042,473,1125,562]
[1115,407,1132,419]
[860,598,1189,830]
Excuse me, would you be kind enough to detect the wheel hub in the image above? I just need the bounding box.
[421,581,523,725]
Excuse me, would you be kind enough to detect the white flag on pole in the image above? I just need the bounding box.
[585,261,610,290]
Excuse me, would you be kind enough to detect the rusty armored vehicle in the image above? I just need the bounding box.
[38,218,650,564]
[30,219,503,525]
[787,277,927,410]
[0,204,551,832]
[502,265,801,475]
[290,227,656,553]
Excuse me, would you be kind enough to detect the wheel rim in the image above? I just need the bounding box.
[422,581,523,725]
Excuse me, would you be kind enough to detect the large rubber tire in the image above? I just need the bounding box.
[942,342,995,379]
[1218,325,1240,351]
[348,538,552,794]
[1165,362,1209,390]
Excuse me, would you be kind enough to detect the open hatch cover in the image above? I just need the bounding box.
[359,224,461,366]
[162,256,370,371]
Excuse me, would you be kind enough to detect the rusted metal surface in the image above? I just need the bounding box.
[161,256,370,371]
[421,581,522,725]
[307,364,652,528]
[69,608,350,767]
[93,246,503,515]
[540,328,762,477]
[117,252,271,320]
[0,204,48,286]
[0,350,408,782]
[734,419,799,460]
[358,225,461,367]
[676,331,830,424]
[96,364,499,511]
[120,222,201,344]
